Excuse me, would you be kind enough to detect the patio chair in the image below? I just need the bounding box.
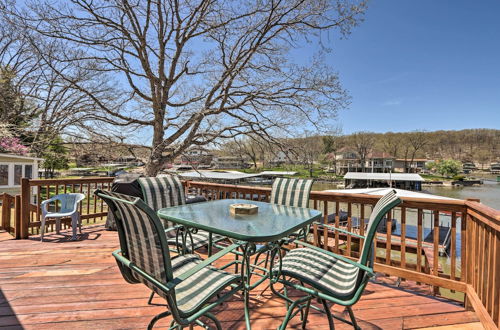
[270,177,314,208]
[251,178,314,272]
[138,176,224,253]
[95,190,244,329]
[270,189,402,329]
[40,193,85,241]
[270,177,314,241]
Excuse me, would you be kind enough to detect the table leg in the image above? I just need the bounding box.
[208,232,213,257]
[240,241,283,329]
[241,242,256,330]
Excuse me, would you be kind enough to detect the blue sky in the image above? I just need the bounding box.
[321,0,500,134]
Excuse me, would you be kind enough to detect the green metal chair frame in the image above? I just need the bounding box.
[270,190,402,329]
[96,189,244,329]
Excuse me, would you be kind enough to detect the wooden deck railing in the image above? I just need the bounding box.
[463,201,500,328]
[2,177,498,328]
[0,193,16,236]
[19,177,114,238]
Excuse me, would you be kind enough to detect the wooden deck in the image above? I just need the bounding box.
[0,226,481,330]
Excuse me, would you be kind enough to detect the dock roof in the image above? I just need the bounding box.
[259,171,297,176]
[177,170,260,180]
[177,170,297,180]
[323,187,456,200]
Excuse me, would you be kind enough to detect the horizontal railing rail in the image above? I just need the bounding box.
[7,177,499,328]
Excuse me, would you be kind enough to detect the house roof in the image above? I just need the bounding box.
[395,158,429,162]
[338,147,357,153]
[344,172,425,182]
[0,153,43,161]
[368,151,395,159]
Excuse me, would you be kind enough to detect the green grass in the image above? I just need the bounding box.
[420,174,450,181]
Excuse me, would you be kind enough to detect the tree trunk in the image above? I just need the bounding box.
[145,108,165,176]
[145,153,164,176]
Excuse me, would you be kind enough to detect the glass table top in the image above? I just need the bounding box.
[157,199,322,242]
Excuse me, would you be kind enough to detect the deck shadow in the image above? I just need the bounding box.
[0,289,22,329]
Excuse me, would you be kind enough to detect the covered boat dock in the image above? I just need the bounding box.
[344,172,425,191]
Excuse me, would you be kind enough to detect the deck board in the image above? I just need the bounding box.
[0,225,480,329]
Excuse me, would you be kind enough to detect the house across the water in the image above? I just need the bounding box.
[343,172,425,191]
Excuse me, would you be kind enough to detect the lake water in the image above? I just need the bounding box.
[426,180,500,210]
[312,175,500,210]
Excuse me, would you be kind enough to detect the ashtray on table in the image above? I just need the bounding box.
[229,203,258,216]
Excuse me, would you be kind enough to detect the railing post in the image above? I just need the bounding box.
[464,207,475,311]
[15,195,21,239]
[20,178,31,239]
[1,193,8,230]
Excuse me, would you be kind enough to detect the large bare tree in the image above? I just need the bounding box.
[406,130,428,173]
[350,131,374,172]
[380,132,400,158]
[3,0,366,175]
[322,130,344,174]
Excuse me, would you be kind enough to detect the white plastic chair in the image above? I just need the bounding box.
[40,193,85,241]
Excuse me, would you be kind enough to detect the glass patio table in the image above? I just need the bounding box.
[157,198,322,329]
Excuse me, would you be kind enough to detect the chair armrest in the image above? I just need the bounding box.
[167,242,244,289]
[40,196,59,215]
[113,242,244,295]
[112,249,172,293]
[41,196,58,206]
[186,196,207,204]
[295,241,375,276]
[314,222,366,239]
[164,224,183,234]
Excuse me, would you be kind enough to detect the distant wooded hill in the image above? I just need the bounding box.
[332,129,499,167]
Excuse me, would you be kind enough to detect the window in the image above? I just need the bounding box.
[0,165,7,185]
[14,165,22,185]
[25,165,33,179]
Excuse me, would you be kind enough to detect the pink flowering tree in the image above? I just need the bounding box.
[0,137,29,155]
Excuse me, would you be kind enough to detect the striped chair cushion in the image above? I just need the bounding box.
[170,254,239,314]
[270,178,313,208]
[273,247,360,299]
[138,176,186,229]
[139,176,186,209]
[111,195,169,297]
[138,176,224,249]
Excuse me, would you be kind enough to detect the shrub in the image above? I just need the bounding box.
[0,137,29,155]
[452,174,466,181]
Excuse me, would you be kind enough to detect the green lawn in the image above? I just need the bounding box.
[420,174,449,181]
